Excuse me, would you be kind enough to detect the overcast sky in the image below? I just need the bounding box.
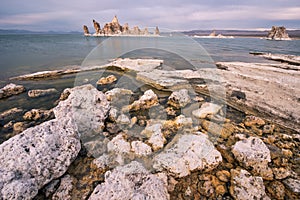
[0,0,299,31]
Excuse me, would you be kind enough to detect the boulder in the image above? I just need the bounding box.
[28,88,58,98]
[153,133,222,178]
[167,89,191,108]
[52,175,75,200]
[54,84,110,137]
[141,122,166,151]
[232,137,273,180]
[0,83,25,99]
[89,161,169,200]
[130,141,152,157]
[230,168,270,200]
[105,88,133,102]
[0,118,81,199]
[192,102,222,119]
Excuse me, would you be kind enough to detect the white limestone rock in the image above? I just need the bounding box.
[105,88,133,102]
[142,123,166,151]
[127,89,159,111]
[54,84,110,137]
[153,133,222,178]
[192,102,222,119]
[107,134,131,154]
[232,137,273,180]
[167,89,191,108]
[89,161,169,200]
[0,83,25,99]
[0,118,81,199]
[131,141,152,157]
[230,168,270,200]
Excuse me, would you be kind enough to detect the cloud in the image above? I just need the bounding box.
[0,0,299,31]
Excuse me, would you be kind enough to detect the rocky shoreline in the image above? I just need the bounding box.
[0,55,299,199]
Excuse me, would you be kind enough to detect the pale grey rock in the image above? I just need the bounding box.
[52,175,75,200]
[116,114,131,125]
[153,133,222,178]
[192,102,222,119]
[230,168,270,200]
[28,88,58,98]
[108,107,118,122]
[54,84,110,137]
[0,118,81,199]
[232,137,273,180]
[141,123,166,151]
[131,141,152,157]
[107,134,131,154]
[127,89,159,111]
[105,88,133,102]
[0,83,25,99]
[89,161,169,200]
[109,58,163,72]
[283,178,300,194]
[167,89,191,108]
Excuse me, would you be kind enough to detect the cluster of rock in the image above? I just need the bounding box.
[0,58,299,199]
[267,26,291,40]
[83,15,160,36]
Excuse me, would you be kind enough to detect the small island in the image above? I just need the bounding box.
[83,15,160,37]
[266,26,291,40]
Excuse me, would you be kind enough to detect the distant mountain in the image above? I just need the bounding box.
[0,29,81,35]
[182,29,300,38]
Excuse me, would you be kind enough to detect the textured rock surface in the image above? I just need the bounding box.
[141,122,166,151]
[54,84,110,137]
[28,88,58,98]
[130,141,152,157]
[89,161,169,200]
[0,83,25,99]
[127,89,159,111]
[0,107,23,124]
[283,178,300,194]
[23,109,54,121]
[167,89,191,108]
[153,133,222,177]
[52,175,75,200]
[267,26,291,40]
[0,118,81,199]
[232,137,273,179]
[192,102,222,119]
[96,75,117,85]
[230,168,270,200]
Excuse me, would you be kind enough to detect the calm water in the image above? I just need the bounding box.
[0,33,299,113]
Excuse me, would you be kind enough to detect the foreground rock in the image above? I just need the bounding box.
[230,168,270,200]
[28,88,58,98]
[167,89,191,109]
[267,26,291,40]
[89,161,169,200]
[0,83,25,99]
[0,118,81,199]
[96,75,117,85]
[153,133,222,178]
[0,84,110,199]
[250,52,300,66]
[232,137,273,180]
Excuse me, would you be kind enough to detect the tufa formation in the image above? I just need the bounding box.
[267,26,291,40]
[83,15,160,36]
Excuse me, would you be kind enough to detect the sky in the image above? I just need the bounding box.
[0,0,299,31]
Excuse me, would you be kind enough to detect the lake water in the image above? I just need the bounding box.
[0,33,299,113]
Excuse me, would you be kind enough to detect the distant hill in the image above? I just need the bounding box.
[182,29,300,38]
[0,29,81,35]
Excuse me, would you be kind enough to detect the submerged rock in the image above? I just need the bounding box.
[232,137,273,180]
[96,75,117,85]
[230,168,270,200]
[23,109,54,121]
[89,161,169,200]
[0,83,25,99]
[0,107,23,124]
[153,133,222,178]
[28,88,58,98]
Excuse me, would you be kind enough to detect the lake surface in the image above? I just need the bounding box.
[0,33,299,113]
